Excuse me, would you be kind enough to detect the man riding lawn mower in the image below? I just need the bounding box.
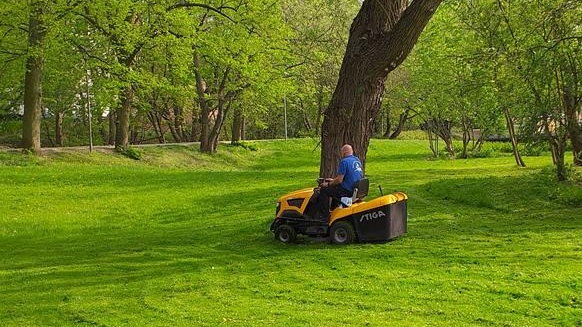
[270,145,408,245]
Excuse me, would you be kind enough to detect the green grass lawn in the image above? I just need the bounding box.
[0,139,580,326]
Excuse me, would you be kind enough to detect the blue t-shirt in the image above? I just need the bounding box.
[337,155,364,192]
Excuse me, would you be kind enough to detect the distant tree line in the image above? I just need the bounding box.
[375,0,580,180]
[0,0,358,153]
[0,0,579,180]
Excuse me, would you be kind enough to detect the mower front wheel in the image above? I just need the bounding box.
[330,221,356,245]
[275,224,297,244]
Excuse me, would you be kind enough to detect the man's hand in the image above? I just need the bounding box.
[325,178,333,182]
[322,182,329,187]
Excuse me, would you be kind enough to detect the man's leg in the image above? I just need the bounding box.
[318,185,347,222]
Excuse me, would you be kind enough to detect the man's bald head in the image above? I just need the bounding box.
[341,144,353,157]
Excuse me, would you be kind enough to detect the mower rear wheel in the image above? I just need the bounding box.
[330,221,356,245]
[275,224,296,244]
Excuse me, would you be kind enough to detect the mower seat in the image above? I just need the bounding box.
[340,178,369,207]
[352,178,369,202]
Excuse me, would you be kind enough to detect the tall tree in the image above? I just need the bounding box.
[22,0,48,152]
[319,0,442,176]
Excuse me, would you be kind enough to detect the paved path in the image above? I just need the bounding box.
[0,139,287,153]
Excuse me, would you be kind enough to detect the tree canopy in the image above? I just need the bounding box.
[0,0,579,179]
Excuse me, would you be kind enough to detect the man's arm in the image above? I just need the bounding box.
[323,159,348,187]
[323,175,343,187]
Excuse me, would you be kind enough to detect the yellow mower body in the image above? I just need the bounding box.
[271,181,408,244]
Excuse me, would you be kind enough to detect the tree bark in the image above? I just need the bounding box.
[423,117,454,157]
[426,127,438,157]
[389,107,414,139]
[207,91,232,153]
[546,118,568,181]
[22,1,47,153]
[503,108,526,167]
[190,104,199,142]
[147,111,166,143]
[320,0,442,176]
[315,85,324,135]
[472,135,485,156]
[173,105,184,142]
[383,108,392,138]
[193,53,212,152]
[563,85,581,166]
[107,111,116,145]
[115,86,133,150]
[231,107,242,144]
[195,58,239,153]
[298,98,313,132]
[240,114,246,140]
[130,124,139,145]
[460,115,471,159]
[55,112,64,146]
[166,103,183,143]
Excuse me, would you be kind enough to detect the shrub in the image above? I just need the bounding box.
[397,130,427,140]
[0,120,22,147]
[520,143,547,157]
[229,141,258,151]
[468,142,512,158]
[472,146,495,158]
[119,147,142,160]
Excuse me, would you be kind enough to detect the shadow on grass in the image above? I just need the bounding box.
[1,168,580,307]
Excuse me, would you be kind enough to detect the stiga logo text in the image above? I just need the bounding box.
[359,210,386,222]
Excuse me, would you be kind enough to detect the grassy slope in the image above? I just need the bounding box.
[0,140,580,327]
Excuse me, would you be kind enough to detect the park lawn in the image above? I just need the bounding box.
[0,139,580,327]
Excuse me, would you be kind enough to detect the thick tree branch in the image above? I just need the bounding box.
[167,2,236,23]
[371,0,443,75]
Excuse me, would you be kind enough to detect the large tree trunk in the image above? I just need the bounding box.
[320,0,442,176]
[115,86,132,150]
[503,108,526,167]
[199,109,210,150]
[55,112,64,147]
[22,1,47,153]
[193,53,213,152]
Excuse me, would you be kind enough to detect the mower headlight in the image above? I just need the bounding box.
[276,202,281,216]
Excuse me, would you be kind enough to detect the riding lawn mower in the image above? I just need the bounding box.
[270,178,408,245]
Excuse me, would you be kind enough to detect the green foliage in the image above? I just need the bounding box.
[228,141,258,152]
[0,119,21,146]
[480,142,513,155]
[397,130,428,140]
[521,143,547,157]
[119,147,143,160]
